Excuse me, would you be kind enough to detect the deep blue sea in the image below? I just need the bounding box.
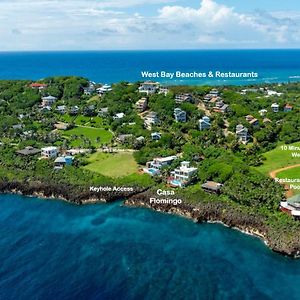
[1,194,300,300]
[0,50,300,85]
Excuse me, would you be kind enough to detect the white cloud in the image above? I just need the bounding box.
[0,0,299,50]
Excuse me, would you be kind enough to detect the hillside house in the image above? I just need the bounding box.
[113,112,125,120]
[138,81,160,95]
[201,181,223,194]
[199,116,211,130]
[41,95,57,107]
[144,111,159,129]
[174,108,187,122]
[158,87,169,96]
[259,109,268,117]
[70,106,79,115]
[97,84,112,95]
[16,146,40,156]
[143,155,177,176]
[168,161,198,188]
[236,124,249,143]
[117,134,134,144]
[30,83,47,91]
[280,195,300,218]
[41,146,58,158]
[151,132,161,141]
[54,156,73,169]
[135,98,148,112]
[271,103,280,113]
[175,93,193,104]
[56,105,67,114]
[284,104,293,112]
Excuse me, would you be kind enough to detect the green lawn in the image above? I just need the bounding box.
[62,126,113,147]
[83,152,138,178]
[256,141,300,175]
[276,167,300,194]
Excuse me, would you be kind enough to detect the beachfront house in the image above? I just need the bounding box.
[199,116,211,131]
[201,181,223,194]
[138,81,160,95]
[174,108,187,122]
[54,156,73,169]
[271,103,280,113]
[143,155,177,176]
[280,195,300,218]
[175,93,193,104]
[41,146,58,158]
[41,95,57,107]
[168,161,198,188]
[284,104,293,112]
[144,111,159,129]
[135,98,148,112]
[236,124,249,143]
[151,132,161,141]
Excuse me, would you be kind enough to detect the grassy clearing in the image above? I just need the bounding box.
[62,126,113,147]
[276,167,300,194]
[83,152,138,178]
[256,141,300,175]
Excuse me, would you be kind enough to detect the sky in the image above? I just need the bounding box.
[0,0,299,51]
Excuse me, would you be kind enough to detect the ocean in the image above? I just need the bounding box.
[0,194,300,300]
[0,50,300,85]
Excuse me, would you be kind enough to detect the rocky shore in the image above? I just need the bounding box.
[1,180,300,258]
[0,180,147,205]
[125,190,300,258]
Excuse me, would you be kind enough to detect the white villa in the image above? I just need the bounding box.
[144,111,159,129]
[236,124,249,143]
[41,95,57,107]
[135,98,148,112]
[174,108,187,122]
[168,161,198,188]
[143,155,177,176]
[199,116,211,130]
[271,103,280,113]
[138,81,160,95]
[41,146,58,158]
[113,112,125,120]
[97,84,112,94]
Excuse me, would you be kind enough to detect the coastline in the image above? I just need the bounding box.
[1,180,300,258]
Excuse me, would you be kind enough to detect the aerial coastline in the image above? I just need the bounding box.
[0,75,300,257]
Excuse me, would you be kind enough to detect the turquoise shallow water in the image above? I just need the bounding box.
[1,194,300,299]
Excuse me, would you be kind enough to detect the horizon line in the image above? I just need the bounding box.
[0,48,300,53]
